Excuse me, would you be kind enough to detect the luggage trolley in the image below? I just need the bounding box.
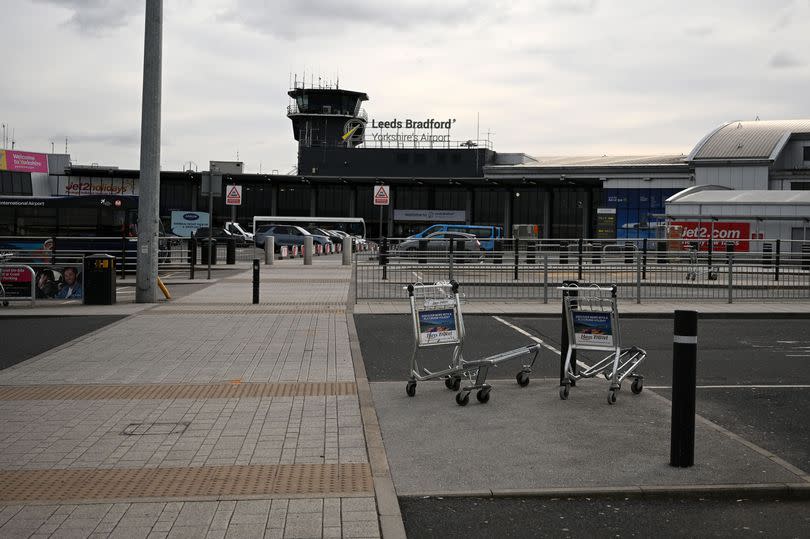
[559,284,647,405]
[684,244,718,281]
[405,280,541,406]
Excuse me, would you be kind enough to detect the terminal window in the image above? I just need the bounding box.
[803,146,810,162]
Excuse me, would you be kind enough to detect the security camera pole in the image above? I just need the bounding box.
[136,0,163,303]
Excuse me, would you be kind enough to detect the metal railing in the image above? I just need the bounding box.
[354,237,810,303]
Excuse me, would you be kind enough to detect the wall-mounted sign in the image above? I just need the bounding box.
[596,207,617,239]
[374,185,390,206]
[369,118,457,143]
[0,150,49,173]
[59,177,137,196]
[393,209,466,222]
[225,185,242,206]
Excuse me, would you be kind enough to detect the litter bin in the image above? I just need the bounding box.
[200,239,217,265]
[83,254,116,305]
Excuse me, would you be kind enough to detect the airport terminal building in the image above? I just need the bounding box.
[2,85,809,242]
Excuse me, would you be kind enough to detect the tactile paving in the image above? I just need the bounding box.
[141,307,346,315]
[0,463,373,502]
[0,381,357,401]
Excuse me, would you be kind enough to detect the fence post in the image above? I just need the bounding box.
[636,252,642,304]
[418,239,427,264]
[775,239,781,282]
[642,238,648,280]
[514,238,519,281]
[379,237,388,280]
[559,242,568,264]
[671,310,698,468]
[543,254,549,304]
[577,238,583,280]
[726,242,734,304]
[448,237,455,282]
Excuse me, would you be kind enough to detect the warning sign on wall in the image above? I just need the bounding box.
[374,185,390,206]
[225,185,242,206]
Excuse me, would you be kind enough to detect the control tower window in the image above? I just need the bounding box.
[296,95,309,112]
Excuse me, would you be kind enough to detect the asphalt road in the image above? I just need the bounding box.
[0,315,125,370]
[355,314,810,536]
[400,494,810,538]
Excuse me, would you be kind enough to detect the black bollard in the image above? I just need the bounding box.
[670,310,698,467]
[560,280,579,384]
[189,238,197,280]
[252,258,260,304]
[577,239,583,280]
[775,239,781,282]
[380,237,389,281]
[514,238,519,280]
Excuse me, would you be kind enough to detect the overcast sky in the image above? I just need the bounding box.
[3,0,810,172]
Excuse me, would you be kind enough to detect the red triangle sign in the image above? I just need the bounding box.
[228,186,240,197]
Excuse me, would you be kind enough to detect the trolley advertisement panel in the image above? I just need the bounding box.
[571,310,614,348]
[417,307,459,346]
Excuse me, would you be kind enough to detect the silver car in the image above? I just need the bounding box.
[395,231,483,262]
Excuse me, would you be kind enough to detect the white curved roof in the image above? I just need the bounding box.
[667,189,810,205]
[688,119,810,161]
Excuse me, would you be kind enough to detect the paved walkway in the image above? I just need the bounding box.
[0,256,398,538]
[2,254,809,539]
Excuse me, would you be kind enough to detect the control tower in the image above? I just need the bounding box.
[287,84,369,149]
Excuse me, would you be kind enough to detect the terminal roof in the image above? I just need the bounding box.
[687,119,810,162]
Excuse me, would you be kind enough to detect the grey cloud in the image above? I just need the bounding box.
[547,0,598,14]
[62,129,141,147]
[33,0,142,35]
[225,0,489,39]
[684,25,714,37]
[769,51,803,68]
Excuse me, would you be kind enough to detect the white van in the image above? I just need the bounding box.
[225,222,254,242]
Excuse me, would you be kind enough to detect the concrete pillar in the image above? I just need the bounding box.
[264,237,274,265]
[342,236,352,265]
[304,236,313,265]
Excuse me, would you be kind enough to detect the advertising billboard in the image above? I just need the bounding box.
[171,211,209,237]
[671,221,750,252]
[0,150,49,173]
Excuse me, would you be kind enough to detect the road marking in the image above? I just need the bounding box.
[786,354,810,358]
[492,316,593,370]
[647,384,810,390]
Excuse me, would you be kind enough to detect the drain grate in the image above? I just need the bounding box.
[0,463,372,502]
[0,382,357,401]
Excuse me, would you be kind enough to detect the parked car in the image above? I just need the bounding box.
[396,231,483,262]
[255,224,333,251]
[224,221,254,243]
[193,227,233,241]
[409,224,503,251]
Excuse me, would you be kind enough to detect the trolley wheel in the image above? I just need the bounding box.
[516,371,530,387]
[631,378,644,394]
[444,376,461,391]
[476,387,491,404]
[2,301,8,307]
[559,385,570,400]
[607,389,617,405]
[405,381,417,397]
[455,391,470,406]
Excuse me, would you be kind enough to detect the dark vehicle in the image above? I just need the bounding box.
[193,227,233,240]
[396,231,483,262]
[410,224,503,251]
[255,224,333,251]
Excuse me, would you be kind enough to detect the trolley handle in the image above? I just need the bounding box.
[558,283,617,296]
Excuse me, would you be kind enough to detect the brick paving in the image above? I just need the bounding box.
[0,257,383,538]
